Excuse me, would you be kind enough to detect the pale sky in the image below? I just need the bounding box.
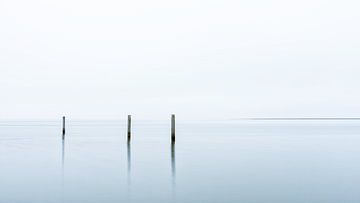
[1,0,360,120]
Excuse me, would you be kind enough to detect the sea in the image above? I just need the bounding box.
[1,119,360,203]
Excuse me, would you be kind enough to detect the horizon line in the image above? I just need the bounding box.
[240,118,360,120]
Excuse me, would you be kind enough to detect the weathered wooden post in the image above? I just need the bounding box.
[62,116,65,139]
[127,115,131,142]
[171,114,175,143]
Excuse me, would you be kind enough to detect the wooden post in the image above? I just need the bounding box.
[171,114,175,143]
[127,115,131,142]
[62,116,65,139]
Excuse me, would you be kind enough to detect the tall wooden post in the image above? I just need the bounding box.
[62,116,65,139]
[171,114,175,143]
[127,115,131,142]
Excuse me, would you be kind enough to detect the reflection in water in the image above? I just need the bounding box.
[127,140,131,186]
[171,142,176,189]
[62,138,65,173]
[61,136,65,203]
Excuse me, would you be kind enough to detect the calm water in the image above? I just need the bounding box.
[1,120,360,203]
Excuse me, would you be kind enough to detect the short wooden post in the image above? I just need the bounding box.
[127,115,131,141]
[62,116,65,139]
[171,114,175,143]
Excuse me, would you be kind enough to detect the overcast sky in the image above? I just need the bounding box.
[1,0,359,120]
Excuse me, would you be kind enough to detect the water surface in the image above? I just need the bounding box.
[0,120,360,203]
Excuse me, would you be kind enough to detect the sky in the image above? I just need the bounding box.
[0,0,360,120]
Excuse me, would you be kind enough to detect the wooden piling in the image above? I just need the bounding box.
[127,115,131,141]
[62,116,65,139]
[171,114,175,143]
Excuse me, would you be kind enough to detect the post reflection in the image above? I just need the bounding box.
[171,142,176,188]
[61,136,65,202]
[127,140,131,185]
[62,138,65,172]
